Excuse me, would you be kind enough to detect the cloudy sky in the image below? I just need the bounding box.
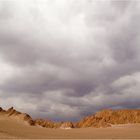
[0,0,140,121]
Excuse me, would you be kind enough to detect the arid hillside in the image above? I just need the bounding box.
[0,107,74,129]
[1,107,140,129]
[76,109,140,128]
[0,113,140,139]
[0,107,34,125]
[0,107,140,139]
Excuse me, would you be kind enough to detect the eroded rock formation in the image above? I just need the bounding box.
[34,119,55,128]
[34,119,74,129]
[60,122,74,129]
[76,109,140,128]
[0,107,34,125]
[0,107,140,128]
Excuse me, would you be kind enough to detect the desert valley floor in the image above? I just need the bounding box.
[0,115,140,139]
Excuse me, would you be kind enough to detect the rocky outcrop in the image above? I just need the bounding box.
[76,115,111,128]
[0,106,74,128]
[60,122,74,129]
[95,109,140,124]
[1,107,140,129]
[16,113,34,125]
[6,107,21,116]
[76,109,140,128]
[34,119,74,129]
[0,107,34,125]
[34,119,55,128]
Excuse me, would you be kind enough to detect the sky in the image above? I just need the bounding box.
[0,0,140,121]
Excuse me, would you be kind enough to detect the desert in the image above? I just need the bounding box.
[1,0,140,139]
[0,107,140,139]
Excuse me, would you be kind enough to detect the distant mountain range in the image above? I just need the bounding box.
[0,107,140,129]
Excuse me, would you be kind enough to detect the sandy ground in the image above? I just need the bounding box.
[0,115,140,139]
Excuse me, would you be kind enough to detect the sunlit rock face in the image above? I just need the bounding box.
[34,119,74,129]
[34,119,55,128]
[95,109,140,124]
[76,115,111,128]
[76,109,140,128]
[60,122,74,129]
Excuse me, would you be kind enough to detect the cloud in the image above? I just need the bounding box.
[0,0,140,121]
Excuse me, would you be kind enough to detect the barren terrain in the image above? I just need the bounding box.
[0,115,140,139]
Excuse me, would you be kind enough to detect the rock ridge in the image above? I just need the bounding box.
[76,109,140,128]
[0,107,140,128]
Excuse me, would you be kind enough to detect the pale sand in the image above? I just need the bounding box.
[0,115,140,139]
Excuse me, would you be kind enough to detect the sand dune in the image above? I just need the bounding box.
[0,114,140,139]
[1,107,140,139]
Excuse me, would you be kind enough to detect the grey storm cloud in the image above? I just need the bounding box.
[0,0,140,121]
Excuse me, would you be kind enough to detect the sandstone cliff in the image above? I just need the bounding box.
[76,109,140,128]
